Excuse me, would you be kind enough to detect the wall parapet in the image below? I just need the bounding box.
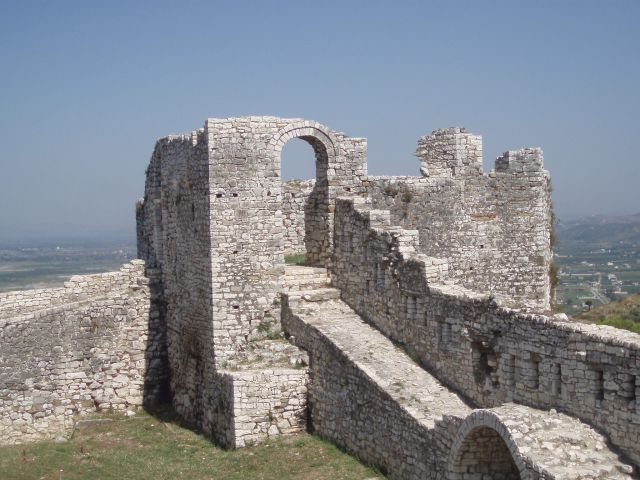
[0,260,166,445]
[333,197,640,466]
[0,260,147,320]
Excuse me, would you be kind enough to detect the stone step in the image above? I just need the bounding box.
[282,265,331,292]
[284,265,328,276]
[281,279,331,292]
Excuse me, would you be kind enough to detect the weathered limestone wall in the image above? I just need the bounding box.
[0,261,163,445]
[282,179,314,255]
[204,117,367,364]
[136,117,366,443]
[333,197,640,466]
[276,128,552,311]
[136,130,220,435]
[226,368,307,447]
[0,267,140,320]
[281,290,634,478]
[281,293,465,480]
[367,128,552,311]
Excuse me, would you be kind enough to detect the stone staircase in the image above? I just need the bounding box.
[280,267,636,480]
[282,265,331,292]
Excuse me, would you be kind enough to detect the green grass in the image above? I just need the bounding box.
[0,409,382,480]
[596,315,640,334]
[285,253,307,265]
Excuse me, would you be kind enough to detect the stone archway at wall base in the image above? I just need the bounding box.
[448,410,529,480]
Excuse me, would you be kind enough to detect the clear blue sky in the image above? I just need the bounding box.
[1,0,638,243]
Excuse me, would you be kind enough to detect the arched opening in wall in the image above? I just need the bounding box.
[449,426,522,480]
[279,136,330,266]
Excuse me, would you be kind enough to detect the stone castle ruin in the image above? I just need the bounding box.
[2,116,640,479]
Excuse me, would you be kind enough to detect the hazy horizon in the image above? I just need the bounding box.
[1,1,639,243]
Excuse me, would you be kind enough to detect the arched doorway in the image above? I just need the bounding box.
[273,124,336,267]
[449,425,522,479]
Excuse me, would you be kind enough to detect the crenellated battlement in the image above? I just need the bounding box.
[417,127,483,178]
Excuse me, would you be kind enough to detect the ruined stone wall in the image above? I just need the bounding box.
[333,197,640,466]
[227,368,307,447]
[136,117,366,441]
[203,117,366,363]
[281,300,459,479]
[0,267,140,319]
[367,128,552,311]
[136,130,220,435]
[0,261,163,445]
[282,179,314,255]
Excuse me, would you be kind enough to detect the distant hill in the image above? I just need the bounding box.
[556,213,640,245]
[574,293,640,323]
[572,293,640,334]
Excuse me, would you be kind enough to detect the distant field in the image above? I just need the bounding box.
[0,409,382,480]
[0,244,136,292]
[554,240,640,315]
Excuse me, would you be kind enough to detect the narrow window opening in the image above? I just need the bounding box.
[622,373,637,408]
[376,264,385,289]
[472,339,499,388]
[552,363,562,396]
[441,321,451,344]
[531,355,541,391]
[232,192,238,197]
[216,193,223,198]
[406,296,417,320]
[506,354,516,391]
[595,369,605,403]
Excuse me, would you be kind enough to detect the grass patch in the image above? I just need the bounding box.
[0,409,383,480]
[285,253,307,265]
[596,315,640,334]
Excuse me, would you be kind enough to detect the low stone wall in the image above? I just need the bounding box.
[0,261,163,445]
[282,179,314,255]
[0,263,143,319]
[333,197,640,466]
[281,296,459,479]
[225,368,307,447]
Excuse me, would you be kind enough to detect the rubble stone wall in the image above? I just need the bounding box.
[0,261,162,445]
[135,117,366,441]
[203,117,367,364]
[0,267,140,320]
[333,197,640,465]
[367,129,552,311]
[136,130,220,436]
[281,301,459,479]
[227,368,308,448]
[282,179,314,255]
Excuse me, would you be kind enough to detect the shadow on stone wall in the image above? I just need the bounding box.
[142,268,171,409]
